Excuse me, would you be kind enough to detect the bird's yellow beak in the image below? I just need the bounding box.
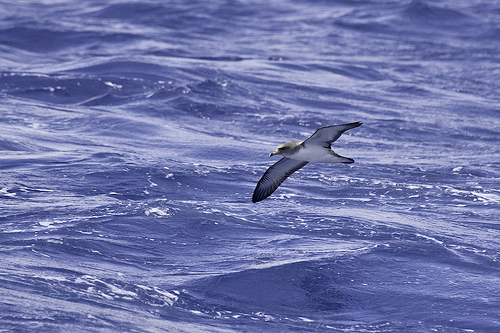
[269,150,280,157]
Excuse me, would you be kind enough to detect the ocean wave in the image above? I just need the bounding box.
[1,0,499,332]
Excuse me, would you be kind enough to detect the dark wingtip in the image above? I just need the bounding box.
[252,193,263,203]
[252,188,263,203]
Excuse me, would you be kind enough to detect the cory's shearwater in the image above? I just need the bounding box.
[252,122,362,202]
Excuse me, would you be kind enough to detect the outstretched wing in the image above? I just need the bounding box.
[252,157,308,203]
[303,122,362,148]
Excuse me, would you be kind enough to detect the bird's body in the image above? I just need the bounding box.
[252,122,362,203]
[281,143,350,163]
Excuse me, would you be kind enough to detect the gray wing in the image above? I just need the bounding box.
[252,157,308,203]
[303,122,362,148]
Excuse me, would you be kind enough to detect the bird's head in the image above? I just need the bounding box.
[269,149,280,157]
[269,141,302,157]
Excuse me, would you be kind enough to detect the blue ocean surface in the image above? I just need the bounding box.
[1,0,499,332]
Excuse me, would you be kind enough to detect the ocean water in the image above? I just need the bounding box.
[1,0,499,332]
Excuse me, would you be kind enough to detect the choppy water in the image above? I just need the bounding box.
[1,0,500,332]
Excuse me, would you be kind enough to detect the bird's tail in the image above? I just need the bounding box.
[330,151,354,163]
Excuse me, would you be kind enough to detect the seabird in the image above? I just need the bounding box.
[252,122,362,203]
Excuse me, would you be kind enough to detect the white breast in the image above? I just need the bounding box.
[288,146,337,163]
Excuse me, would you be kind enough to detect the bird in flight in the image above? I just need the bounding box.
[252,122,362,203]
